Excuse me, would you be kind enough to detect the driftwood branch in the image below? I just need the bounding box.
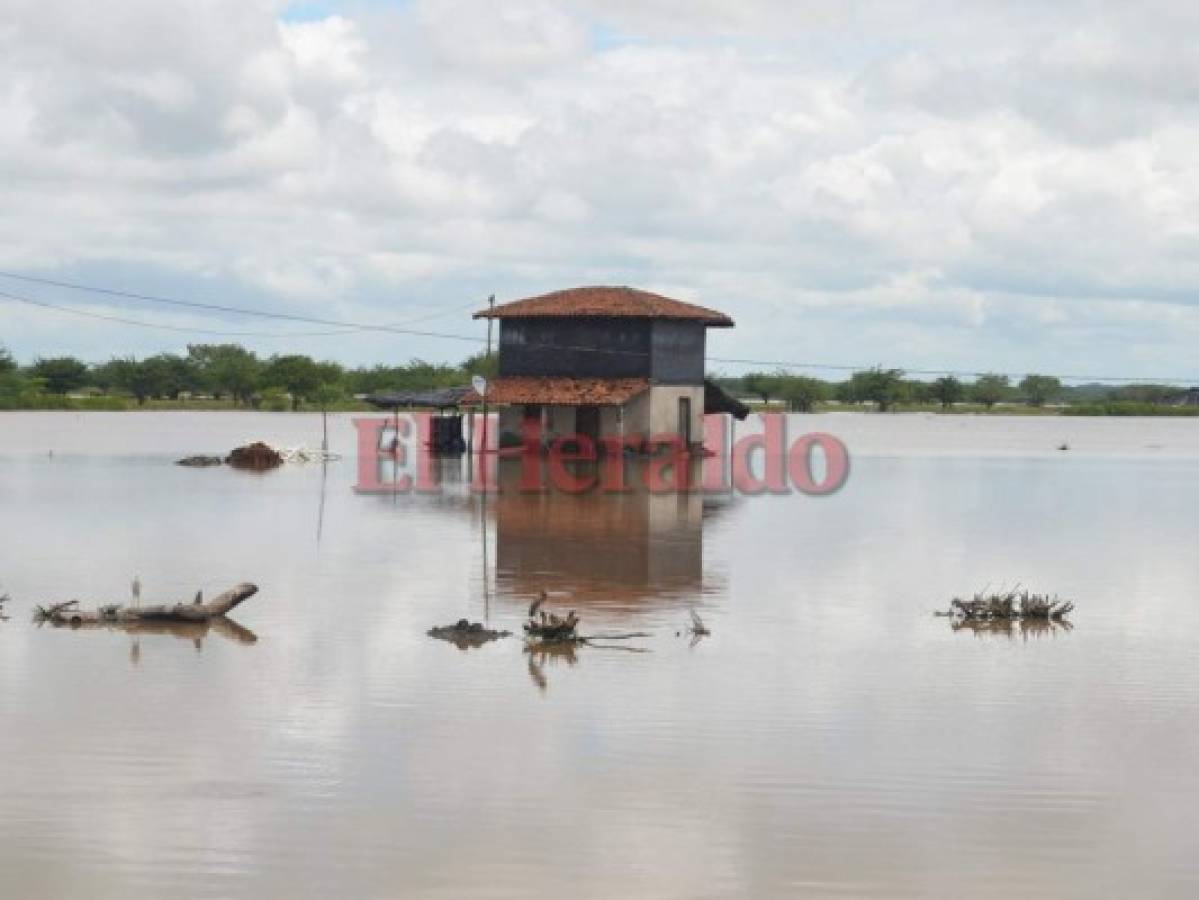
[34,583,258,627]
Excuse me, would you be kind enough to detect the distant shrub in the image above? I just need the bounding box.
[1063,401,1199,417]
[74,395,129,411]
[257,387,291,412]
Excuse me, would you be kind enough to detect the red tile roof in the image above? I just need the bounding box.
[474,286,733,327]
[463,377,650,406]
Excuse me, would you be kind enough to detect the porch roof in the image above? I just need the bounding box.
[463,376,650,407]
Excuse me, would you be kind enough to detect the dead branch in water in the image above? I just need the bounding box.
[524,608,580,641]
[937,588,1074,623]
[523,598,649,649]
[33,584,258,627]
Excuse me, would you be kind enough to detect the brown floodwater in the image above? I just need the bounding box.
[2,411,1198,899]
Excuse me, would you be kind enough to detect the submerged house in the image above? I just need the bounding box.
[465,286,742,449]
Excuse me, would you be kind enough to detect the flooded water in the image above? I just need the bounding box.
[2,411,1198,899]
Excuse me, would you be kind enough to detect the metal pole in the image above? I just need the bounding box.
[480,294,495,462]
[480,294,496,621]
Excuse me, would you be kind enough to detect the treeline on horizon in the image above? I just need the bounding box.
[714,369,1198,416]
[0,342,496,411]
[0,342,1195,416]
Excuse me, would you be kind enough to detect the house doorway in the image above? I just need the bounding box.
[678,397,692,446]
[576,405,601,447]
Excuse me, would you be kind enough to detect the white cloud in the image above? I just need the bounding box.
[1,0,1198,379]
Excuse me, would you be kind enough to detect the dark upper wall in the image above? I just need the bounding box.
[498,317,706,383]
[499,318,650,378]
[650,320,705,384]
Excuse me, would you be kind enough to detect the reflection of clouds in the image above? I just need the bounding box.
[2,414,1199,896]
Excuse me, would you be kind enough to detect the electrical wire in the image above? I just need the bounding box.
[3,271,1195,384]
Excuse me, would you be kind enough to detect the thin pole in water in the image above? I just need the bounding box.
[480,293,494,468]
[480,293,495,620]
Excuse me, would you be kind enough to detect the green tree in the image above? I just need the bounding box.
[1113,384,1176,405]
[779,376,827,413]
[744,372,786,406]
[143,353,201,399]
[263,354,322,410]
[971,373,1011,409]
[930,376,964,410]
[846,367,906,412]
[187,344,260,405]
[0,345,33,409]
[95,357,178,405]
[1019,374,1062,407]
[30,356,89,395]
[904,379,932,405]
[460,350,499,381]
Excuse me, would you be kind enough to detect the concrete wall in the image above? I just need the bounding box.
[496,386,703,449]
[618,385,703,445]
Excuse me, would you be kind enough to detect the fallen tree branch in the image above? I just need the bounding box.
[34,584,258,626]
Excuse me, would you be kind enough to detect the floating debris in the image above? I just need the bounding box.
[176,455,224,467]
[523,596,650,648]
[675,609,711,646]
[525,607,581,641]
[34,583,259,627]
[0,593,9,622]
[936,588,1074,623]
[427,619,511,649]
[226,442,283,470]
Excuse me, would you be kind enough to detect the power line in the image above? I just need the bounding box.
[706,356,1199,385]
[0,269,481,342]
[2,271,1195,384]
[0,289,364,338]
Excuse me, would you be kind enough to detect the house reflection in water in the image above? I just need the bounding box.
[489,457,727,612]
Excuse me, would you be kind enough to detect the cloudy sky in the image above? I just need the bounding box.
[2,0,1198,381]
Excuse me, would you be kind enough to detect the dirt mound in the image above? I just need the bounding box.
[225,442,283,470]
